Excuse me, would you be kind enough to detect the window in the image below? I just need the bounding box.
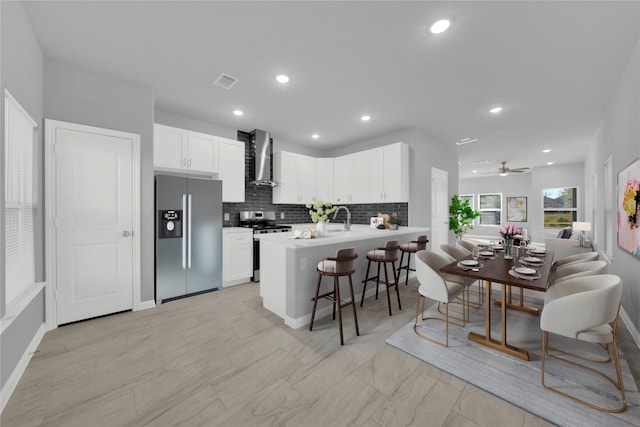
[543,187,577,228]
[479,193,502,225]
[4,89,37,308]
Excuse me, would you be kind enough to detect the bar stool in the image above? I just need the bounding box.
[360,240,401,316]
[397,235,429,286]
[309,247,359,345]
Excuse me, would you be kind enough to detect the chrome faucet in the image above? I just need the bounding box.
[333,206,351,231]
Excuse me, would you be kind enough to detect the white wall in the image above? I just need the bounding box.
[459,162,585,244]
[586,35,640,339]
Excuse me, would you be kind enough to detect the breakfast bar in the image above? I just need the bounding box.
[257,224,430,328]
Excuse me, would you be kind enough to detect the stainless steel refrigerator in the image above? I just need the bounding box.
[155,175,222,303]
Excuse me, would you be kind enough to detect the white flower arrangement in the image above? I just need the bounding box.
[306,198,339,223]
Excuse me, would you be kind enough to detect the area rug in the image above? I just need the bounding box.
[386,288,640,427]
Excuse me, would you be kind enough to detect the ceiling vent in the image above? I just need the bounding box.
[214,73,238,90]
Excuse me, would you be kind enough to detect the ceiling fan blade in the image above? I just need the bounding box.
[508,167,530,172]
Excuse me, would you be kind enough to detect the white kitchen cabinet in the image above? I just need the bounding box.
[153,124,217,174]
[333,151,369,203]
[223,228,253,287]
[273,151,318,204]
[216,137,245,202]
[316,157,334,202]
[369,142,409,203]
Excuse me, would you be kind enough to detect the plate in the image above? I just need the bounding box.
[529,248,546,254]
[514,267,536,275]
[460,260,478,266]
[479,251,493,256]
[523,256,542,263]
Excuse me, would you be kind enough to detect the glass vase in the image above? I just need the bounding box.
[503,237,513,259]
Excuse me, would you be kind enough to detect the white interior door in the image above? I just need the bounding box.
[431,167,449,257]
[51,122,137,324]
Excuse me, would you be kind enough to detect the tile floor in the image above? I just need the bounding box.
[2,279,638,426]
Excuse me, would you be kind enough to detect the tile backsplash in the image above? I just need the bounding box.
[223,131,408,227]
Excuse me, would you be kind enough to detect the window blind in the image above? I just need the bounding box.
[4,89,37,307]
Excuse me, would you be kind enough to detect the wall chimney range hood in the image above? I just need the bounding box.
[250,129,278,187]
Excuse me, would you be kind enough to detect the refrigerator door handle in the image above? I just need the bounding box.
[188,193,193,269]
[182,193,187,270]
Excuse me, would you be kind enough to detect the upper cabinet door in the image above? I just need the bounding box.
[383,142,409,202]
[298,154,317,204]
[187,131,217,173]
[273,151,300,204]
[368,147,385,202]
[154,124,187,170]
[333,155,353,203]
[316,157,334,202]
[350,151,370,203]
[217,138,245,202]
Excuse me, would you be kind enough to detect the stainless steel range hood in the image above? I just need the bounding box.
[250,129,277,186]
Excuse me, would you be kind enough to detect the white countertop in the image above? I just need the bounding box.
[256,224,430,248]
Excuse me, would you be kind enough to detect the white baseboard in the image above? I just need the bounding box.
[1,322,46,414]
[135,300,156,311]
[620,306,640,350]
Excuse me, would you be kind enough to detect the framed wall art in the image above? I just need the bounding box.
[618,157,640,258]
[507,197,527,222]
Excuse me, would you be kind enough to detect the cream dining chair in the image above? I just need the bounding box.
[456,240,477,253]
[413,250,466,347]
[540,274,626,413]
[551,251,599,271]
[547,260,608,287]
[440,243,483,309]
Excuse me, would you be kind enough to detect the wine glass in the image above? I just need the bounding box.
[472,247,480,264]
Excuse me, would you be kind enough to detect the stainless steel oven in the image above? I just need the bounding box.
[239,211,291,282]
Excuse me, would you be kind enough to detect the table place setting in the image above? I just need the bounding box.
[509,265,542,280]
[526,248,546,256]
[478,249,495,260]
[456,259,483,271]
[519,256,545,267]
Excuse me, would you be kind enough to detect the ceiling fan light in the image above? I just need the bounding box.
[499,172,509,177]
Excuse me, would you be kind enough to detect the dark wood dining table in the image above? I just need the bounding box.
[440,250,554,361]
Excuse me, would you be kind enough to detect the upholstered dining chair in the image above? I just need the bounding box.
[457,240,477,253]
[440,243,482,309]
[440,244,471,261]
[551,251,599,271]
[310,248,359,345]
[540,274,626,413]
[547,260,608,287]
[413,250,466,347]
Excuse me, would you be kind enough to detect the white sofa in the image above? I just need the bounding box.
[544,229,593,259]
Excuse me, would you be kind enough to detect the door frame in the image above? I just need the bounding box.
[44,119,141,329]
[431,167,449,257]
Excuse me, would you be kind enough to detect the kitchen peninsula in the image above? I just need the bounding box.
[258,224,430,328]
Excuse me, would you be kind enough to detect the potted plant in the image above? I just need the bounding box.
[388,214,401,230]
[449,194,480,239]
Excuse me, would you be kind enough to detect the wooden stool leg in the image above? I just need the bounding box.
[375,261,381,300]
[397,250,405,281]
[310,272,322,331]
[405,252,412,286]
[383,261,393,316]
[335,276,344,345]
[348,274,359,336]
[393,260,402,310]
[361,259,372,307]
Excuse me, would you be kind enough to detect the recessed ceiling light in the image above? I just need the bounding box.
[547,162,554,165]
[276,74,290,84]
[361,115,371,121]
[542,149,551,153]
[311,134,320,139]
[430,19,451,34]
[472,170,478,174]
[233,110,244,116]
[489,107,503,114]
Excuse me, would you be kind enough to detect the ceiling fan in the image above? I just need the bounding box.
[483,161,530,176]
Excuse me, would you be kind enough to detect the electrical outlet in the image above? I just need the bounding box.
[300,257,307,270]
[224,212,229,221]
[281,212,285,219]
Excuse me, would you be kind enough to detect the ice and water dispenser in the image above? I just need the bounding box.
[158,210,182,238]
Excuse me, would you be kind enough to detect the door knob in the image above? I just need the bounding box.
[121,230,131,237]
